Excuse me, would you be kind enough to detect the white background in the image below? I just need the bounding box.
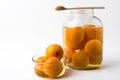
[0,0,120,80]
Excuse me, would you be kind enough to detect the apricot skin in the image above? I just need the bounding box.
[65,39,80,50]
[46,44,63,60]
[34,56,48,77]
[89,55,102,64]
[65,26,84,45]
[34,64,48,77]
[84,24,103,42]
[72,50,89,68]
[36,56,47,63]
[85,39,102,57]
[43,57,63,78]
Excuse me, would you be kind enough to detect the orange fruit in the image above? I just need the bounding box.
[34,56,48,77]
[64,48,74,64]
[96,27,103,42]
[36,56,47,63]
[64,39,80,50]
[65,37,87,50]
[85,39,102,57]
[36,56,47,67]
[46,44,63,60]
[72,50,89,68]
[84,24,103,42]
[34,64,48,77]
[65,26,84,45]
[43,57,63,78]
[89,55,102,64]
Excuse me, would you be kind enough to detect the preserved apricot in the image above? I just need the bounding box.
[64,39,80,50]
[46,44,63,60]
[84,24,103,42]
[34,64,48,77]
[85,39,102,57]
[72,50,89,68]
[36,56,47,63]
[43,57,63,78]
[89,55,102,64]
[34,56,48,77]
[65,26,84,45]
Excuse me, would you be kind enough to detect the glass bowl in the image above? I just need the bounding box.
[32,54,66,78]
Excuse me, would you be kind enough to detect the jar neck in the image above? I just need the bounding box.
[70,9,94,19]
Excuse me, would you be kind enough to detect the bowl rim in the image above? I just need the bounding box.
[32,54,67,65]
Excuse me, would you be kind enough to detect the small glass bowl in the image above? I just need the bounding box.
[32,54,67,78]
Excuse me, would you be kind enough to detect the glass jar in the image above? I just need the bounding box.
[63,9,103,69]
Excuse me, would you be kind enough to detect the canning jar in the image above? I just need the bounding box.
[63,9,103,69]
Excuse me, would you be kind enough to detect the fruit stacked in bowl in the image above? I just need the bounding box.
[32,44,66,78]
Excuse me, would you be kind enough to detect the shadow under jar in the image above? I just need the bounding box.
[63,9,103,70]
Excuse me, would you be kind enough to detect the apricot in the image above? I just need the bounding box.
[64,39,80,50]
[85,39,102,57]
[43,57,63,78]
[65,26,84,45]
[72,50,89,68]
[35,56,48,67]
[84,24,103,42]
[34,56,48,77]
[65,38,87,50]
[34,64,48,77]
[89,55,102,64]
[46,44,63,60]
[96,27,103,42]
[36,56,47,63]
[64,48,74,64]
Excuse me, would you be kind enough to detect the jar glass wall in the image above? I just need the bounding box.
[63,9,103,69]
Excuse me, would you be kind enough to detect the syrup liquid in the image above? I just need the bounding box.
[63,25,103,69]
